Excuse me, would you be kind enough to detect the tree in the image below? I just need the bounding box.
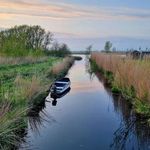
[43,31,53,50]
[104,41,112,53]
[0,25,53,56]
[139,46,142,51]
[112,47,116,52]
[50,41,60,51]
[49,41,71,57]
[86,45,92,54]
[59,43,71,57]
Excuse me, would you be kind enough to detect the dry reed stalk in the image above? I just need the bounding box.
[91,52,150,102]
[15,75,42,100]
[0,102,11,118]
[0,56,48,65]
[51,57,74,75]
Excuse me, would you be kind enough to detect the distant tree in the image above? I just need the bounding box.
[50,41,60,51]
[26,25,53,50]
[0,25,53,56]
[104,41,112,53]
[43,31,53,50]
[112,47,116,52]
[139,46,142,51]
[86,45,93,54]
[49,41,71,57]
[59,43,71,57]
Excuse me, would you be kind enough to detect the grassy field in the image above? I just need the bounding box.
[91,52,150,117]
[0,56,74,149]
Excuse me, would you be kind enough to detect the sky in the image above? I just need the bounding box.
[0,0,150,51]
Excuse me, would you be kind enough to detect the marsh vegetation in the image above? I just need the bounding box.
[91,52,150,117]
[0,25,74,149]
[0,56,75,149]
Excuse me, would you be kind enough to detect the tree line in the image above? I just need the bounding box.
[0,25,71,57]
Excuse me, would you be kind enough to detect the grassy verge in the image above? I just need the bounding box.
[0,56,74,149]
[90,52,150,119]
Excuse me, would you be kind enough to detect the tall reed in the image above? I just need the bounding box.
[0,102,27,150]
[91,52,150,103]
[14,75,43,101]
[51,57,74,76]
[0,56,48,66]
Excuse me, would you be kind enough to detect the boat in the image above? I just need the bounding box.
[50,77,71,95]
[51,87,71,99]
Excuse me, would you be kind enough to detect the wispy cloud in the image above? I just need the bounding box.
[0,0,150,21]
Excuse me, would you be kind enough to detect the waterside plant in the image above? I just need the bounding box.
[90,52,150,118]
[0,56,75,149]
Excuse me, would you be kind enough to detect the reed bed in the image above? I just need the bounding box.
[91,52,150,115]
[14,75,43,101]
[0,101,27,150]
[51,57,74,76]
[0,56,48,66]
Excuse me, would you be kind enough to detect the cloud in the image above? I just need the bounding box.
[54,32,81,38]
[0,0,150,21]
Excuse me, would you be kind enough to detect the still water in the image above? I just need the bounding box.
[20,55,150,150]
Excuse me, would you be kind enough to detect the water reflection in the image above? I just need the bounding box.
[110,94,136,150]
[52,99,57,106]
[50,87,71,99]
[45,87,71,106]
[19,102,51,149]
[87,58,150,150]
[85,56,95,81]
[51,88,71,106]
[27,101,50,134]
[28,87,71,133]
[110,94,150,150]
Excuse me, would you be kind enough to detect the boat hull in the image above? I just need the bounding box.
[50,77,71,95]
[51,87,71,99]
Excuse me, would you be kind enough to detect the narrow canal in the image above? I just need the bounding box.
[20,55,150,150]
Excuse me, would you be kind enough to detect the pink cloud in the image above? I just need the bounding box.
[0,0,150,21]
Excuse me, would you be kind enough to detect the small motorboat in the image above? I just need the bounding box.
[50,77,71,95]
[51,87,71,99]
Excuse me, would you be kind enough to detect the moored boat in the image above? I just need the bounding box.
[50,77,71,95]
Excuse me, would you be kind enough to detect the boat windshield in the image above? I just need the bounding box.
[55,83,66,87]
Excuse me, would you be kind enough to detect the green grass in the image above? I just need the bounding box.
[0,56,75,149]
[0,57,59,104]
